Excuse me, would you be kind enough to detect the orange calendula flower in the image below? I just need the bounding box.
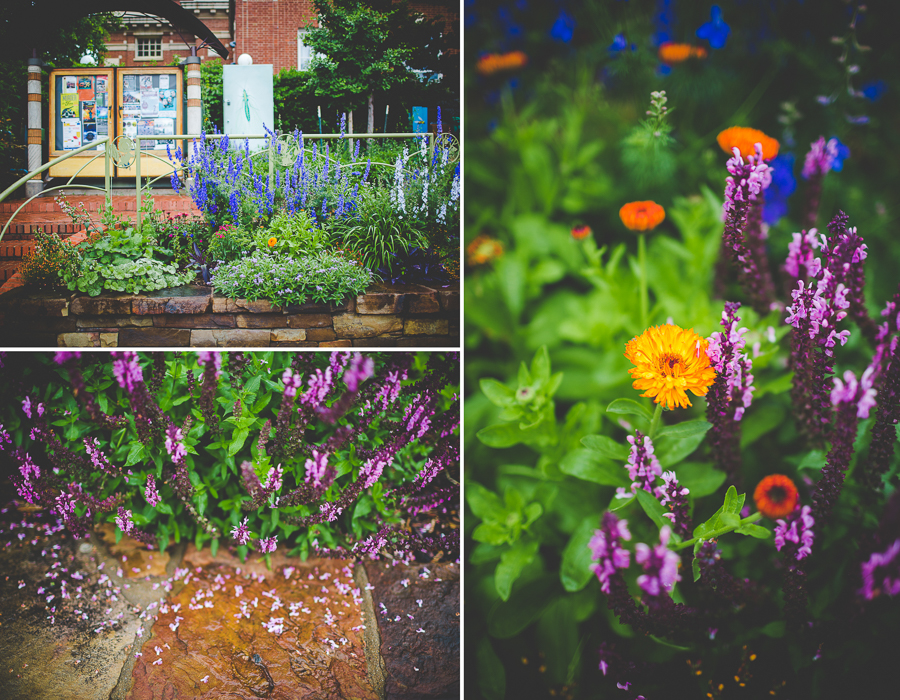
[571,225,592,240]
[476,51,528,76]
[268,237,277,247]
[658,42,708,64]
[753,474,799,519]
[624,324,717,410]
[717,126,779,160]
[466,234,504,266]
[619,201,666,232]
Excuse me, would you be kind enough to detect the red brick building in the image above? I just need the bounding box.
[102,1,458,72]
[103,1,232,66]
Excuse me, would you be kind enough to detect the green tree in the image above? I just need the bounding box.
[303,0,451,133]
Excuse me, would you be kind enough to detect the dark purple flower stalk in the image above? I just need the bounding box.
[721,143,779,315]
[823,212,878,344]
[811,370,875,525]
[773,505,816,627]
[863,337,900,486]
[784,228,821,286]
[706,302,755,485]
[785,213,866,448]
[616,430,661,499]
[197,352,223,435]
[801,137,840,228]
[656,471,692,540]
[742,196,778,310]
[694,540,762,608]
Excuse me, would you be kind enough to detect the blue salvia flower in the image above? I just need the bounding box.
[340,113,346,138]
[354,139,360,159]
[363,159,371,184]
[322,198,328,218]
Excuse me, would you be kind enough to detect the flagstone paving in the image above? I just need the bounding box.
[0,508,459,700]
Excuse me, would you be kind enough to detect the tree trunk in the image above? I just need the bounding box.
[367,93,375,133]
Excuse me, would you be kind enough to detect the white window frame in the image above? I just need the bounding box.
[135,37,163,61]
[297,29,314,71]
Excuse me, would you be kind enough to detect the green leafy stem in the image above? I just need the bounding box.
[670,510,763,552]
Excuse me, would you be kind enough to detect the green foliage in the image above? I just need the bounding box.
[63,225,193,296]
[0,352,458,563]
[200,59,224,131]
[303,0,451,120]
[328,188,425,272]
[210,248,372,306]
[260,209,329,256]
[19,228,81,289]
[206,223,254,266]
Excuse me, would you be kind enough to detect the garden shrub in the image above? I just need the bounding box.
[259,209,330,256]
[19,228,81,289]
[1,351,459,564]
[210,248,373,306]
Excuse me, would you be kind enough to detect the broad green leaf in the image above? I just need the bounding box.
[655,420,712,440]
[537,597,580,685]
[796,449,827,473]
[722,485,740,514]
[559,449,628,487]
[228,428,250,456]
[531,346,551,385]
[480,378,517,407]
[581,435,630,461]
[155,501,173,516]
[495,540,540,601]
[477,423,526,448]
[244,374,262,395]
[761,620,786,638]
[693,506,723,538]
[210,538,219,558]
[716,512,740,529]
[606,398,653,423]
[741,402,786,447]
[560,516,599,592]
[470,543,505,565]
[735,523,771,539]
[125,441,146,468]
[466,483,505,522]
[476,638,506,700]
[656,431,706,467]
[675,462,727,498]
[635,489,680,541]
[523,502,543,528]
[488,575,556,638]
[692,557,702,582]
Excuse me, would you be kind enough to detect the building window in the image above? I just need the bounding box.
[297,29,317,71]
[136,37,163,60]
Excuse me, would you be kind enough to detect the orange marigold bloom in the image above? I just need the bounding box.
[268,237,277,247]
[717,127,779,160]
[619,201,666,232]
[624,324,717,410]
[571,225,592,240]
[753,474,799,519]
[466,234,504,266]
[476,51,528,76]
[658,42,708,64]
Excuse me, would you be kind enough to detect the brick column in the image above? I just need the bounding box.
[26,57,43,198]
[185,55,202,159]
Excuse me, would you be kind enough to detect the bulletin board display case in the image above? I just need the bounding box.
[48,67,116,177]
[114,68,183,178]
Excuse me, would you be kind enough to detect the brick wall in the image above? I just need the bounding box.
[233,0,319,72]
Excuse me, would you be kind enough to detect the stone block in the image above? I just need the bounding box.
[236,314,288,329]
[404,318,450,336]
[211,296,282,314]
[304,327,337,342]
[11,294,70,317]
[132,286,212,315]
[70,294,132,315]
[285,298,350,314]
[99,332,118,347]
[333,313,402,339]
[58,332,98,347]
[407,292,441,314]
[437,280,460,313]
[319,339,353,347]
[270,328,307,343]
[118,328,191,347]
[285,313,332,328]
[352,337,401,347]
[76,315,153,328]
[191,329,271,347]
[153,313,236,328]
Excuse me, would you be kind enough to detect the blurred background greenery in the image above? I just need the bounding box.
[464,1,900,697]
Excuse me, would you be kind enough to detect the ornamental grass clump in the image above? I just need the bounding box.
[2,351,459,566]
